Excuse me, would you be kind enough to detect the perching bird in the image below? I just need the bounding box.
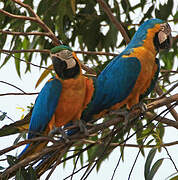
[81,18,172,123]
[18,45,94,159]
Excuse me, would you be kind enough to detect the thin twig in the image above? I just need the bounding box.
[70,153,80,180]
[82,139,178,148]
[164,147,178,172]
[0,92,39,96]
[64,162,95,180]
[110,131,130,180]
[127,103,177,180]
[0,30,50,37]
[0,81,26,93]
[155,84,178,121]
[0,49,50,54]
[0,137,56,156]
[75,50,117,56]
[2,52,52,70]
[45,145,71,180]
[0,48,118,56]
[158,82,178,99]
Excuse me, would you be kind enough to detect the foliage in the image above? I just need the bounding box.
[0,0,177,76]
[0,0,177,179]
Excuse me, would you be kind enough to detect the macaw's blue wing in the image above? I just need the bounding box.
[82,56,141,121]
[19,78,62,158]
[28,77,62,139]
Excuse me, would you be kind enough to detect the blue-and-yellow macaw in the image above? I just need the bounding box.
[81,18,172,123]
[18,45,94,159]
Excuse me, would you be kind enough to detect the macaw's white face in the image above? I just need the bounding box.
[157,23,172,50]
[50,49,80,79]
[51,49,76,69]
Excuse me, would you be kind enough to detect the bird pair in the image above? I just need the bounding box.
[19,18,172,160]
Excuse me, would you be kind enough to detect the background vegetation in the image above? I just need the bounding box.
[0,0,177,179]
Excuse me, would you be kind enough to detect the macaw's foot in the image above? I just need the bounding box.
[131,101,147,112]
[74,120,89,136]
[110,109,132,128]
[130,101,147,119]
[49,127,69,142]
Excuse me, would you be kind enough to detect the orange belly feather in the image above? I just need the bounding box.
[47,75,94,131]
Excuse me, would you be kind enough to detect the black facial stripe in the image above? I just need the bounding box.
[52,56,67,77]
[52,56,80,79]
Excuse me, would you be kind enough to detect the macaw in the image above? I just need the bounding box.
[18,45,94,159]
[80,18,172,123]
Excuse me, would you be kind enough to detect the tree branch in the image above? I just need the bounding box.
[145,112,178,129]
[11,0,60,46]
[0,30,50,37]
[147,93,178,111]
[0,81,26,93]
[0,9,36,21]
[0,92,39,96]
[155,84,178,121]
[0,49,50,54]
[0,94,177,178]
[82,139,178,148]
[96,0,130,44]
[2,52,52,70]
[75,50,117,56]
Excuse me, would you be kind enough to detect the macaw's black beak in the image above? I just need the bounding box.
[51,56,67,78]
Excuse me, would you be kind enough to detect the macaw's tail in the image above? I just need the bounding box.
[18,126,50,161]
[18,141,49,161]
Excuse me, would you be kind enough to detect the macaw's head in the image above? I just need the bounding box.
[50,45,80,79]
[129,18,172,53]
[153,22,172,52]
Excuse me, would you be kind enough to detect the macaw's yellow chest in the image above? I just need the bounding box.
[54,76,87,127]
[121,46,158,109]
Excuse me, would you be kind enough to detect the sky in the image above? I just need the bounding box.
[0,0,178,180]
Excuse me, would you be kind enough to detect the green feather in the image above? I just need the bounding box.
[50,45,72,54]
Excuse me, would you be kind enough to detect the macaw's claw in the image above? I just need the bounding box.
[110,109,132,128]
[130,101,147,119]
[131,101,147,113]
[49,127,69,142]
[110,108,140,128]
[74,120,89,136]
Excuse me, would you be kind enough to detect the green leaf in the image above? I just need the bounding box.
[27,165,37,180]
[6,155,17,166]
[0,112,7,121]
[13,132,26,145]
[0,34,7,49]
[147,158,164,180]
[144,148,157,180]
[16,168,25,180]
[0,166,5,170]
[0,53,12,69]
[14,53,21,78]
